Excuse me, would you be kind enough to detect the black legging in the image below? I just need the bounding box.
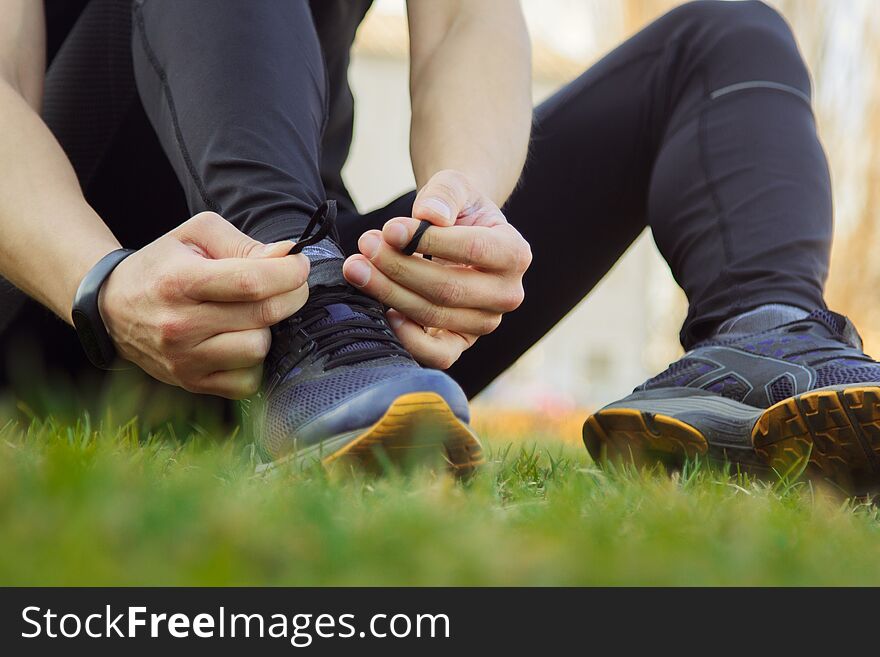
[4,0,831,400]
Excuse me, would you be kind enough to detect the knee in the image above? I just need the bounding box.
[669,0,787,32]
[667,1,810,91]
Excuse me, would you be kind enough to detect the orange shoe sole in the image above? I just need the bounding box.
[584,385,880,493]
[260,392,484,477]
[753,386,880,491]
[583,408,708,468]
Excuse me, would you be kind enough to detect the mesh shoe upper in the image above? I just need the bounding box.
[257,205,467,460]
[638,309,880,408]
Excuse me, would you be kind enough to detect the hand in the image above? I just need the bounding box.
[342,170,531,369]
[99,212,310,398]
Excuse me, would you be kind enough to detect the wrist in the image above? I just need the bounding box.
[457,170,501,203]
[72,248,136,369]
[418,167,504,207]
[63,240,122,324]
[96,258,126,343]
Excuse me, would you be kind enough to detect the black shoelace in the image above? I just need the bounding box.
[267,201,411,386]
[268,286,410,387]
[288,200,338,255]
[293,201,433,259]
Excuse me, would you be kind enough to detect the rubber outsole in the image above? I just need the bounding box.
[584,386,880,493]
[583,408,708,468]
[753,387,880,492]
[262,392,484,477]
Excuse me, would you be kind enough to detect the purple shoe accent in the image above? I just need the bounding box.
[638,309,879,408]
[326,303,356,322]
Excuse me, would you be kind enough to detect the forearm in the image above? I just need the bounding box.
[408,1,531,205]
[0,79,120,323]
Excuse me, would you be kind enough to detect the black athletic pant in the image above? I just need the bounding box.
[3,0,832,399]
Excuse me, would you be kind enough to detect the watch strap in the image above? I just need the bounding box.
[72,248,135,369]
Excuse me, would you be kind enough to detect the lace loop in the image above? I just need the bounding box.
[288,200,337,255]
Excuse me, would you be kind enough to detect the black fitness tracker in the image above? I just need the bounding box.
[71,248,136,369]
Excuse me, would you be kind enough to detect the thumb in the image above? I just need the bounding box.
[412,170,471,227]
[176,212,289,259]
[249,240,294,259]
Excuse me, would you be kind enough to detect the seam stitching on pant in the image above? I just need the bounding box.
[696,68,742,332]
[133,5,220,214]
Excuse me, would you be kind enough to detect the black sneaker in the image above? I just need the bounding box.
[255,202,483,475]
[583,307,880,492]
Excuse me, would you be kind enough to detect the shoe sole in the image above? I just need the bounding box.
[583,409,709,467]
[259,392,484,477]
[753,386,880,492]
[583,385,880,493]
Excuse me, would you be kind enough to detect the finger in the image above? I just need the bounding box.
[386,309,475,370]
[355,230,522,313]
[253,240,295,258]
[195,284,309,332]
[185,253,310,302]
[175,211,291,259]
[343,255,502,335]
[412,170,473,227]
[191,328,272,372]
[191,365,263,400]
[380,218,531,273]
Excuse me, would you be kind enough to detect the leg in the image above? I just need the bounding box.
[644,0,830,346]
[132,1,481,471]
[131,0,328,243]
[576,4,880,491]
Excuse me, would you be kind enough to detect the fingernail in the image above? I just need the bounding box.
[346,259,371,287]
[421,198,451,221]
[387,313,404,330]
[359,232,381,259]
[385,222,409,248]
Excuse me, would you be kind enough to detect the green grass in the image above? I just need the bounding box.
[3,397,880,585]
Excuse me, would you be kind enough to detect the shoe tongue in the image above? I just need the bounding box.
[299,238,346,287]
[325,303,358,322]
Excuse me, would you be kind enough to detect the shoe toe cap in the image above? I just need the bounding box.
[261,364,468,458]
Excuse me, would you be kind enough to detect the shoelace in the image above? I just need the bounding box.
[268,202,411,384]
[288,200,338,255]
[269,286,410,385]
[293,201,433,260]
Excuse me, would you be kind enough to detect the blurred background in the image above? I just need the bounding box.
[342,0,880,436]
